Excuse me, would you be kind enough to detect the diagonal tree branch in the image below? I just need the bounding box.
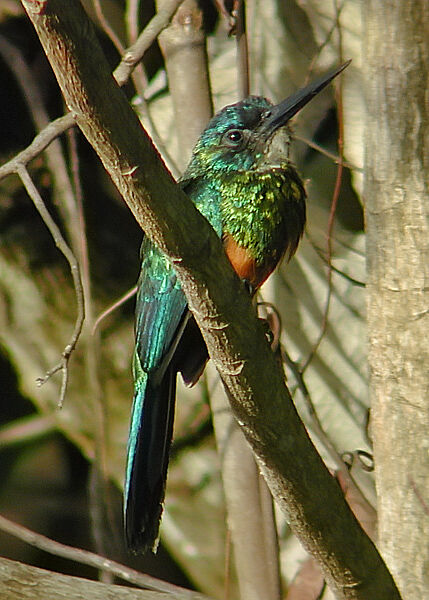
[0,555,210,600]
[20,1,400,599]
[0,514,209,599]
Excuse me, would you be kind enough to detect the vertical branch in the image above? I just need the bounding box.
[157,0,213,168]
[118,1,184,177]
[125,0,140,44]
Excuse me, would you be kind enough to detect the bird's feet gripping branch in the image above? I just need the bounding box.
[124,61,350,553]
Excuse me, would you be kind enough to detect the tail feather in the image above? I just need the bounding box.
[124,365,176,553]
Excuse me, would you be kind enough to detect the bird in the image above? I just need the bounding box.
[124,61,350,553]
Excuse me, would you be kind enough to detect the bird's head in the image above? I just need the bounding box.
[183,61,350,178]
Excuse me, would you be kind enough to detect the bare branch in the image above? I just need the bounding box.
[125,0,140,44]
[92,285,138,335]
[294,133,362,171]
[0,555,209,600]
[0,114,75,181]
[0,1,184,183]
[0,514,210,599]
[115,0,185,86]
[0,415,56,448]
[17,165,85,407]
[157,0,213,168]
[301,28,346,373]
[92,0,125,54]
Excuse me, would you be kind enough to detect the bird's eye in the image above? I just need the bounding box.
[223,129,244,147]
[227,130,242,142]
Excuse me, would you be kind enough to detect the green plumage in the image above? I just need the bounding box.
[218,166,305,263]
[124,63,349,553]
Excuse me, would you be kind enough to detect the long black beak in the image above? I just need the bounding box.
[259,60,351,136]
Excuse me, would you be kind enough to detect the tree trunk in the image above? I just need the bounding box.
[364,2,429,598]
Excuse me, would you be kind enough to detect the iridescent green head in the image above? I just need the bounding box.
[183,61,350,178]
[188,96,276,174]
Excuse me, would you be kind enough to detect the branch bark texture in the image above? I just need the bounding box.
[364,2,429,598]
[21,1,401,598]
[0,556,199,600]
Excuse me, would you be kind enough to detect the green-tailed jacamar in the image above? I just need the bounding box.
[124,62,350,553]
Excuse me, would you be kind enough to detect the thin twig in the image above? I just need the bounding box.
[304,0,346,84]
[0,1,185,183]
[302,11,346,373]
[17,166,85,408]
[0,415,56,448]
[0,114,75,181]
[92,0,125,54]
[114,0,185,86]
[282,346,377,519]
[92,285,138,335]
[67,127,114,558]
[283,347,348,473]
[295,133,361,172]
[311,241,365,288]
[0,35,81,249]
[0,514,209,599]
[263,300,350,475]
[256,301,282,351]
[0,4,185,397]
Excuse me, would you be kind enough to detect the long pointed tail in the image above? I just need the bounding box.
[124,365,176,553]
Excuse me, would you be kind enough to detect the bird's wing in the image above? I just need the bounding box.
[125,237,188,552]
[134,237,188,376]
